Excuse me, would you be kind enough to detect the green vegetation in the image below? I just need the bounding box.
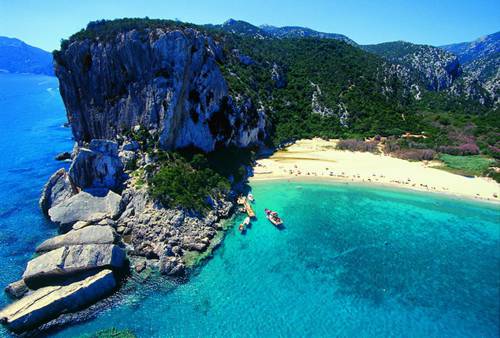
[148,147,255,213]
[58,18,499,182]
[150,155,230,213]
[437,154,495,177]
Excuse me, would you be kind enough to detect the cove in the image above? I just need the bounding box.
[0,74,498,337]
[50,180,499,337]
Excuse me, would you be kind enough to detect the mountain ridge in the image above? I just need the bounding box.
[0,36,54,75]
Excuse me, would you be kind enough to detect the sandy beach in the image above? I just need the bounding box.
[251,138,500,203]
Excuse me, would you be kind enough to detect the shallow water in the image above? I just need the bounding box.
[1,74,499,337]
[51,181,499,338]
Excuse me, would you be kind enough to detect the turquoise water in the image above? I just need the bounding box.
[1,74,499,337]
[52,181,499,337]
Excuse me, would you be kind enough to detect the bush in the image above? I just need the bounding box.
[150,158,229,213]
[438,143,480,156]
[392,149,436,161]
[336,139,379,153]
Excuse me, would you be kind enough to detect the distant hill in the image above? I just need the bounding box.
[362,41,461,91]
[207,19,356,45]
[440,31,499,64]
[259,24,357,46]
[0,36,53,75]
[440,32,499,106]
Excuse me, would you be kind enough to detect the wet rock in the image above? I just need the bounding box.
[54,151,71,161]
[4,280,28,299]
[0,270,116,333]
[35,226,117,253]
[39,168,77,216]
[22,244,125,289]
[159,256,185,276]
[134,260,146,273]
[48,190,121,227]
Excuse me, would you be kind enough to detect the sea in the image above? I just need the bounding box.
[0,73,499,337]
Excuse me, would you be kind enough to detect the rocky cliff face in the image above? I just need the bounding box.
[55,27,267,152]
[441,32,499,106]
[363,41,462,91]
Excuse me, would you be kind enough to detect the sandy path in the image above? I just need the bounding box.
[251,139,500,203]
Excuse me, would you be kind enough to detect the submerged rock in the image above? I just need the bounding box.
[36,226,118,253]
[69,140,124,191]
[48,190,122,227]
[0,269,116,333]
[22,244,125,289]
[39,168,77,215]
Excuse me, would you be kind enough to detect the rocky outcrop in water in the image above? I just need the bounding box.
[39,168,77,215]
[48,190,122,228]
[36,225,118,252]
[22,244,126,288]
[54,27,268,152]
[0,270,116,333]
[69,140,124,191]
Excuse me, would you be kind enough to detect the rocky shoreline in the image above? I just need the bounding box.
[0,139,238,334]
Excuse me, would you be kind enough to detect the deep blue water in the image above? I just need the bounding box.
[1,74,499,337]
[0,74,72,317]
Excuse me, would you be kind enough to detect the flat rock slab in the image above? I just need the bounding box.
[23,244,125,289]
[0,269,116,333]
[36,226,117,253]
[48,190,121,227]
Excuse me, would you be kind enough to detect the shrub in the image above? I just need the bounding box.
[438,143,480,156]
[392,149,436,161]
[150,157,230,213]
[336,139,379,153]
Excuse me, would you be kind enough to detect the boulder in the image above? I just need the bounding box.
[48,190,121,227]
[22,244,125,289]
[36,226,117,253]
[0,269,116,333]
[69,140,123,191]
[159,256,185,276]
[39,168,77,215]
[4,280,28,299]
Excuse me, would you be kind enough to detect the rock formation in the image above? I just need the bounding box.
[0,270,116,333]
[36,226,117,252]
[69,140,124,191]
[39,168,77,215]
[54,27,268,152]
[48,190,122,228]
[22,244,126,288]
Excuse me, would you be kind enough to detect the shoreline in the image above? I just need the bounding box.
[250,139,500,205]
[250,175,500,207]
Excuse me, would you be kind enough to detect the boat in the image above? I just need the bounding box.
[264,208,283,227]
[238,222,246,233]
[243,217,251,225]
[247,193,255,202]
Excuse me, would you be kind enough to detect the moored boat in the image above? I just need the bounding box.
[264,208,283,227]
[238,222,246,233]
[247,193,255,202]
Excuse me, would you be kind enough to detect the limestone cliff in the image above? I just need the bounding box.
[54,27,267,152]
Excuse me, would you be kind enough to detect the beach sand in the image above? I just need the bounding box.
[251,138,500,203]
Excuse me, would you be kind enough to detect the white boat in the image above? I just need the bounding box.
[247,193,255,202]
